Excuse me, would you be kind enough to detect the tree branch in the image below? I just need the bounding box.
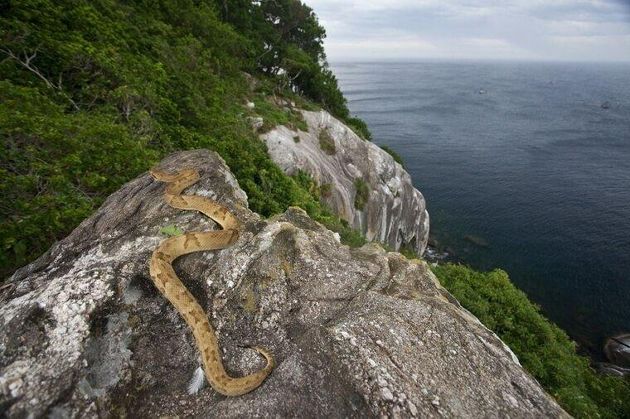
[0,47,80,111]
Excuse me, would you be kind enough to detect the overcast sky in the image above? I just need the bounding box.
[305,0,630,62]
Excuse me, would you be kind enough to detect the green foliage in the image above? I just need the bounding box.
[347,117,372,141]
[433,264,630,418]
[0,0,364,278]
[159,225,184,237]
[292,169,321,200]
[398,242,418,260]
[320,183,333,198]
[379,145,405,167]
[291,170,365,248]
[336,224,368,248]
[0,81,159,276]
[211,0,371,137]
[313,212,366,249]
[318,129,336,155]
[252,96,307,133]
[354,178,369,210]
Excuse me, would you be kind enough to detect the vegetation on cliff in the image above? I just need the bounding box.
[0,0,367,277]
[434,264,630,418]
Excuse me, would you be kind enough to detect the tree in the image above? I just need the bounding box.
[210,0,355,121]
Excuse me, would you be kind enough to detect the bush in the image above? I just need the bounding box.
[354,178,369,210]
[252,96,308,133]
[318,129,336,155]
[0,81,159,277]
[320,183,333,198]
[347,117,372,140]
[379,145,405,167]
[433,264,630,418]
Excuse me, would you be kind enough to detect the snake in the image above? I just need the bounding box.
[148,167,274,396]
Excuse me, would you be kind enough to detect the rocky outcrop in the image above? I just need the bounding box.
[261,109,430,255]
[599,334,630,376]
[0,150,566,417]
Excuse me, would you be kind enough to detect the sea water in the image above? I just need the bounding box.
[333,60,630,357]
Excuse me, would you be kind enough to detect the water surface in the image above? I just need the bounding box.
[333,60,630,357]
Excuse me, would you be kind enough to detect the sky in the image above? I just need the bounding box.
[305,0,630,62]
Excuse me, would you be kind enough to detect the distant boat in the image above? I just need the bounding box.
[478,89,487,95]
[601,101,611,109]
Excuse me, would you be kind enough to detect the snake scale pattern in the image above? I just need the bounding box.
[149,167,274,396]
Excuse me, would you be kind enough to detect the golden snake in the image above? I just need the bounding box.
[149,167,274,396]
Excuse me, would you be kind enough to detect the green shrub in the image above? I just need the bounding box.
[346,117,372,140]
[317,213,366,248]
[398,242,418,259]
[320,183,333,198]
[433,264,630,418]
[252,96,308,133]
[379,145,405,167]
[318,129,336,155]
[354,178,369,210]
[0,82,159,277]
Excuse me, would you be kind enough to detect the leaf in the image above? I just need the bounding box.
[159,224,184,237]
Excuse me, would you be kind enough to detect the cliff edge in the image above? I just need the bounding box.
[0,150,566,417]
[261,109,430,255]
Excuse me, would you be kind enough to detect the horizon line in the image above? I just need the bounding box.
[328,57,630,65]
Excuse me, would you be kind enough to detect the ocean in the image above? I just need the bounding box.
[332,60,630,358]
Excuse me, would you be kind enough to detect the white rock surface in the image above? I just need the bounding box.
[261,110,430,254]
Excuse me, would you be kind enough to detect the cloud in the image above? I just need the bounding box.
[323,36,440,60]
[306,0,630,61]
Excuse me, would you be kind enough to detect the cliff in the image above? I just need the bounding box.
[261,108,430,255]
[0,150,566,417]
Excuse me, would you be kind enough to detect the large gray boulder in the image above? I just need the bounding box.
[261,110,430,255]
[0,150,566,417]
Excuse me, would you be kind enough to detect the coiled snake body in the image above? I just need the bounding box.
[149,168,274,396]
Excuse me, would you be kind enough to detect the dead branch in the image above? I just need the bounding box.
[0,47,80,111]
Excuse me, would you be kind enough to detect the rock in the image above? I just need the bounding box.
[247,116,264,131]
[424,236,450,263]
[0,150,567,417]
[423,247,449,263]
[246,101,255,109]
[594,362,630,377]
[604,334,630,372]
[260,110,430,256]
[241,72,258,92]
[269,96,296,109]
